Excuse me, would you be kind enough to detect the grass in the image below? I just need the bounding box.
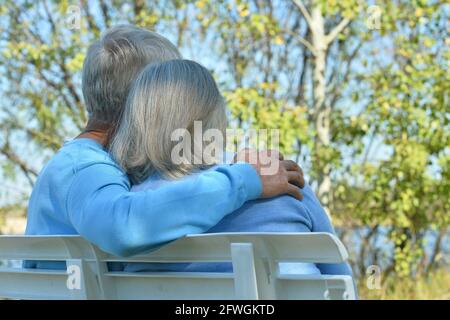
[358,269,450,300]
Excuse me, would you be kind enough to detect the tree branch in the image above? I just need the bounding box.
[426,227,447,274]
[284,29,316,55]
[0,139,38,187]
[42,0,57,35]
[134,0,145,17]
[80,0,100,36]
[292,0,313,30]
[57,61,87,124]
[99,0,111,27]
[325,18,351,45]
[36,69,85,130]
[328,41,363,109]
[295,52,309,105]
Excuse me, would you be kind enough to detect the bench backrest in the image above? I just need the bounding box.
[0,232,356,300]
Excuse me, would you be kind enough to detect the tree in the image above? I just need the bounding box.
[0,0,448,280]
[292,0,353,213]
[338,0,449,278]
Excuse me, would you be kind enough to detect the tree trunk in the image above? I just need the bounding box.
[310,5,332,214]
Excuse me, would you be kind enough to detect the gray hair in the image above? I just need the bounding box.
[110,60,227,183]
[82,25,181,124]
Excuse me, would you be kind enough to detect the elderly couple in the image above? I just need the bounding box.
[25,25,353,277]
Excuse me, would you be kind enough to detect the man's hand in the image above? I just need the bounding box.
[234,149,305,200]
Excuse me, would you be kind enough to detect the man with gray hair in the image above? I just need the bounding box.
[25,25,305,266]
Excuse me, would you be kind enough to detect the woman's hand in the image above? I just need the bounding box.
[234,149,305,200]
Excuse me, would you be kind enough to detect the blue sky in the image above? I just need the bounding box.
[0,0,447,205]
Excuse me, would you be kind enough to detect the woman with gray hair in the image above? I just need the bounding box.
[111,59,227,182]
[111,59,354,278]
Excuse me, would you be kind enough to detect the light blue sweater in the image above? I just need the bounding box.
[124,170,354,277]
[24,138,262,268]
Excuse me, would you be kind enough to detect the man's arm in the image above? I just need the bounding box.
[66,162,262,257]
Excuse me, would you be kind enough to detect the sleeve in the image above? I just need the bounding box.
[66,162,262,257]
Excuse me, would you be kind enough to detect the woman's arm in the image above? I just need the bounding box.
[66,162,262,257]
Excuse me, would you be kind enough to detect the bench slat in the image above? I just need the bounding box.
[0,268,71,300]
[0,233,355,300]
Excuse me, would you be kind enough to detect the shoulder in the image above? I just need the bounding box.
[58,139,130,187]
[61,139,121,171]
[63,140,131,212]
[59,139,129,192]
[36,139,123,185]
[37,138,125,186]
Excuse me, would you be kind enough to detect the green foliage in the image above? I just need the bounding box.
[225,85,309,155]
[358,269,450,300]
[0,0,448,284]
[334,0,449,278]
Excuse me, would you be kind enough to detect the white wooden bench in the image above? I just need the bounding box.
[0,232,356,300]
